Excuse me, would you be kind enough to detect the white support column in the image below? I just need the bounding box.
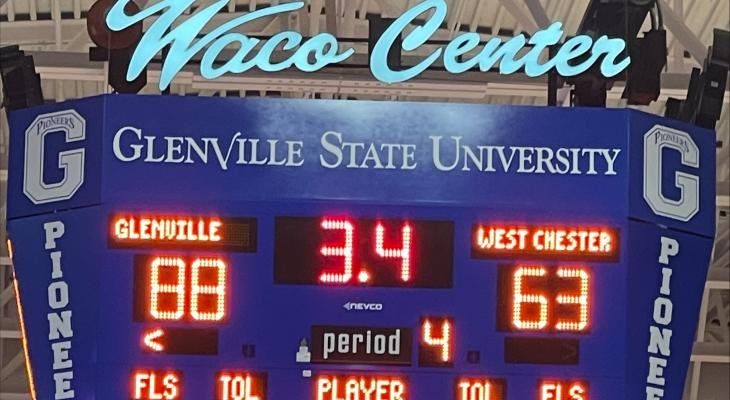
[5,0,15,22]
[671,0,685,72]
[28,0,37,21]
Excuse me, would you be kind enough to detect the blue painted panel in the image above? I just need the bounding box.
[6,95,714,400]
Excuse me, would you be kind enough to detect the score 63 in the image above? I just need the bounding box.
[498,265,591,333]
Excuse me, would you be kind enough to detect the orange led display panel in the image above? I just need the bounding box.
[419,316,454,367]
[498,265,592,333]
[109,215,257,252]
[134,255,228,322]
[539,380,589,400]
[456,377,506,400]
[131,370,181,400]
[314,374,408,400]
[216,371,267,400]
[472,225,618,261]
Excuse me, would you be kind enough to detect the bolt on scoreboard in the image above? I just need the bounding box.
[6,95,716,400]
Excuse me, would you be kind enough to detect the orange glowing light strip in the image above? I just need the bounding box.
[9,240,37,400]
[112,216,223,243]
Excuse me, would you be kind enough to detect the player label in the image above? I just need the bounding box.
[315,375,408,400]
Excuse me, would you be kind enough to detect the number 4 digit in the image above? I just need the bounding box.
[419,316,453,366]
[375,223,413,282]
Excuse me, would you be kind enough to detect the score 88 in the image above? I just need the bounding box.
[147,256,227,322]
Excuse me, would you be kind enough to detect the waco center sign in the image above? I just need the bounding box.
[104,0,631,89]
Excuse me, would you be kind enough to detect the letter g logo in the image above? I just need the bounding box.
[23,110,86,204]
[643,125,700,222]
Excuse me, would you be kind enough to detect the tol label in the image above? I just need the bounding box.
[456,378,506,400]
[217,372,267,400]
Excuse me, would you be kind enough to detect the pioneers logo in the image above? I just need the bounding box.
[23,110,86,204]
[311,326,412,365]
[643,125,700,222]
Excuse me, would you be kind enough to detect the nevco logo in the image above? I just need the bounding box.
[311,326,412,365]
[24,110,86,204]
[343,302,383,311]
[643,125,700,222]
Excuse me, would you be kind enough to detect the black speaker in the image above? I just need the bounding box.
[0,45,44,111]
[695,29,729,129]
[663,29,729,130]
[368,16,402,72]
[622,29,667,105]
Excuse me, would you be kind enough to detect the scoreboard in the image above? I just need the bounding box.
[6,95,716,400]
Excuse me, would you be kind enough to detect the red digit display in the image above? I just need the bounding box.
[134,255,228,322]
[555,268,590,332]
[274,217,454,288]
[375,222,413,282]
[190,257,227,321]
[149,257,186,321]
[419,316,454,367]
[512,266,549,330]
[319,219,355,284]
[498,265,592,333]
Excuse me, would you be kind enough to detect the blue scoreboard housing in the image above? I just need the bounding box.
[6,95,716,400]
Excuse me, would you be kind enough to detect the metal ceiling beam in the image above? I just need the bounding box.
[373,0,401,18]
[659,0,707,64]
[497,0,539,33]
[525,0,550,29]
[0,7,285,44]
[325,0,338,35]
